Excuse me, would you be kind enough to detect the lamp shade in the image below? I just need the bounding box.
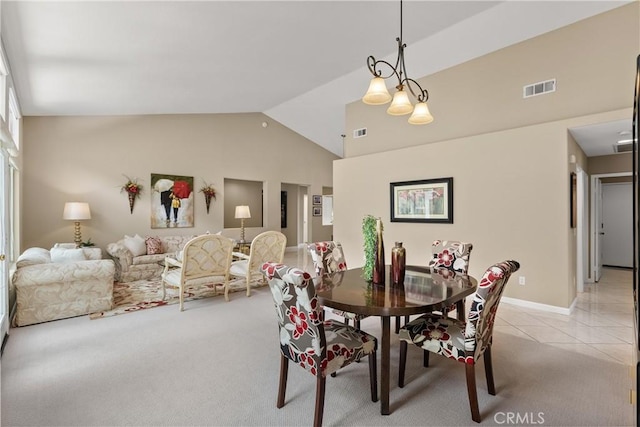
[235,205,251,219]
[63,202,91,221]
[386,89,413,115]
[362,77,392,105]
[408,102,434,125]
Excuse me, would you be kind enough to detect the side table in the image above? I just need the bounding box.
[234,241,252,255]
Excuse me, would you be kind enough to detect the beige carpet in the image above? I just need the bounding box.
[2,285,633,426]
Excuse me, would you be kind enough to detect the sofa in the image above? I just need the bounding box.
[106,234,196,282]
[12,245,115,326]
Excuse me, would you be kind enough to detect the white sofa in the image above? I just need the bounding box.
[12,246,115,327]
[106,234,196,282]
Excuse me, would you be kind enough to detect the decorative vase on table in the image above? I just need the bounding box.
[391,241,406,285]
[373,218,385,285]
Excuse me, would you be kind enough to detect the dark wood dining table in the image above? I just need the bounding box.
[315,265,477,415]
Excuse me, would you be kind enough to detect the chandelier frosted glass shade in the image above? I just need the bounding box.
[362,1,434,125]
[362,77,392,105]
[408,102,434,125]
[386,89,413,116]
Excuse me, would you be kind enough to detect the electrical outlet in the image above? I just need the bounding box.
[519,276,526,286]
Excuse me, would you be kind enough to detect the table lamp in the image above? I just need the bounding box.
[235,205,251,243]
[63,202,91,247]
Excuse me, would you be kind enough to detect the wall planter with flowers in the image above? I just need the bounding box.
[121,175,143,214]
[199,181,217,214]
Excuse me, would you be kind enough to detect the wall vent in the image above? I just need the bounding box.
[614,143,633,153]
[353,128,367,138]
[523,79,556,98]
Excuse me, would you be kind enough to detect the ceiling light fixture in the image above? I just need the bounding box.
[362,0,433,125]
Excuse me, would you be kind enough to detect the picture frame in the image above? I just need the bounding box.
[312,195,322,205]
[570,172,577,228]
[313,206,322,216]
[150,173,195,229]
[390,177,454,223]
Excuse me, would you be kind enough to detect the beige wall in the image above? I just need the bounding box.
[345,2,639,158]
[337,2,638,310]
[589,153,632,175]
[20,113,337,250]
[336,109,630,309]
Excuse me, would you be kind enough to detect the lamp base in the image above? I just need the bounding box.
[74,221,82,248]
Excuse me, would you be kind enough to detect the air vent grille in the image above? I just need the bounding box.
[615,143,633,153]
[353,128,367,138]
[523,79,556,98]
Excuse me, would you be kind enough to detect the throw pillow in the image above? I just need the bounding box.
[50,247,87,263]
[123,234,147,257]
[16,247,51,268]
[145,236,163,255]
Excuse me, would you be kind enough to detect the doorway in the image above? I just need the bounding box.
[590,172,632,281]
[602,182,632,268]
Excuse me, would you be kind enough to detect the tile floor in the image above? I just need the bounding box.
[283,248,635,366]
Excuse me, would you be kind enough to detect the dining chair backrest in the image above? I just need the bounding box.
[307,241,347,276]
[261,262,326,375]
[465,260,520,359]
[428,240,473,274]
[180,234,234,281]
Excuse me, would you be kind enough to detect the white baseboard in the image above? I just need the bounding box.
[501,296,576,316]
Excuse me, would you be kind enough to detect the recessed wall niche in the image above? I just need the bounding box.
[223,178,264,228]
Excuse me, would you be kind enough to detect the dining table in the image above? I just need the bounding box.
[315,265,477,415]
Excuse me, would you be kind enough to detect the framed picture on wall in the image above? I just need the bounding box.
[313,195,322,205]
[150,173,195,228]
[313,206,322,216]
[390,177,454,223]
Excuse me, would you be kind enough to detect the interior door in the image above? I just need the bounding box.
[594,177,604,281]
[602,182,633,268]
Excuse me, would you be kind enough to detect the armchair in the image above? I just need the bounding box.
[229,231,286,297]
[161,234,234,310]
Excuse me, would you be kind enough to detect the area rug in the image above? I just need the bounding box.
[89,278,262,319]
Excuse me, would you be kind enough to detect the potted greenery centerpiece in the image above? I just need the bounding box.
[362,214,377,281]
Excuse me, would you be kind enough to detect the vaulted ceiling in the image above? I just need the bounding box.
[1,1,631,157]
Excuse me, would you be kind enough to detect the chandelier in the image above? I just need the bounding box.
[362,0,433,125]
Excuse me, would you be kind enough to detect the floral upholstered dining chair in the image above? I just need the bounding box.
[397,260,520,423]
[307,241,368,329]
[429,239,474,319]
[428,239,473,274]
[395,239,474,333]
[261,262,378,427]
